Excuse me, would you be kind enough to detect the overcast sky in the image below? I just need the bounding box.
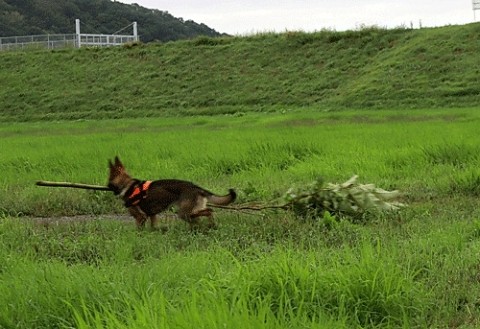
[117,0,477,35]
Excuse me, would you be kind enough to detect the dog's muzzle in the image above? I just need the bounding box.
[108,183,121,195]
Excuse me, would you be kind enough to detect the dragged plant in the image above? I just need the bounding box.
[284,175,405,220]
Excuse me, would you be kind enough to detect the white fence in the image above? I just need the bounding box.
[77,33,137,47]
[0,34,77,51]
[0,19,138,51]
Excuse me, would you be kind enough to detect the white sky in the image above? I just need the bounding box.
[117,0,477,35]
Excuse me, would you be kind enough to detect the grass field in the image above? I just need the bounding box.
[2,108,480,328]
[2,108,479,216]
[2,23,480,328]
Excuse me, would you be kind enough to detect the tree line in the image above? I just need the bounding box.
[0,0,223,42]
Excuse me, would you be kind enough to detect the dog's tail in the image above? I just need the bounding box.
[206,189,236,205]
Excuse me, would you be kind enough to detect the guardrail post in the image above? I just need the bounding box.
[75,19,81,48]
[133,22,138,42]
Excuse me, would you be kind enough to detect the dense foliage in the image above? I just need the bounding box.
[0,0,222,41]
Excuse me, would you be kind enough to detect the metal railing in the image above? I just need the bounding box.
[0,20,139,52]
[78,33,137,47]
[0,34,77,51]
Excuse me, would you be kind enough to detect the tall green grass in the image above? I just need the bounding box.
[2,109,480,328]
[2,209,480,328]
[1,109,479,216]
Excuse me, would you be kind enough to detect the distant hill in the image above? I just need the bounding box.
[0,23,480,121]
[0,0,222,42]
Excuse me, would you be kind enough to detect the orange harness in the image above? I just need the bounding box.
[125,180,152,207]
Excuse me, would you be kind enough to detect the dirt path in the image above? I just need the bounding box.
[25,213,179,225]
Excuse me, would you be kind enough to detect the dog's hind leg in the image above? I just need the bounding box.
[176,195,196,229]
[177,195,217,231]
[178,211,200,231]
[191,208,216,229]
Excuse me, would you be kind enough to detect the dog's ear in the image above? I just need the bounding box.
[108,159,114,169]
[114,156,124,168]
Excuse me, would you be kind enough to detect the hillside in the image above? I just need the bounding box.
[0,23,480,121]
[0,0,221,42]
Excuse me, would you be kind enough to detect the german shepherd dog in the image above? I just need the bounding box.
[108,156,236,230]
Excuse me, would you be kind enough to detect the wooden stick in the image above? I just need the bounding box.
[35,180,111,191]
[35,181,291,212]
[209,203,290,211]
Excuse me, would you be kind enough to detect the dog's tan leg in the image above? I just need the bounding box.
[191,208,217,229]
[177,196,217,231]
[178,210,199,231]
[177,197,194,228]
[189,219,201,232]
[177,208,199,231]
[191,197,217,229]
[149,214,159,230]
[129,206,147,229]
[152,214,169,233]
[206,211,217,229]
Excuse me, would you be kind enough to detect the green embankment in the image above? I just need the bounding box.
[0,23,479,121]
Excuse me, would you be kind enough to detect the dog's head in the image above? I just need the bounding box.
[108,156,130,195]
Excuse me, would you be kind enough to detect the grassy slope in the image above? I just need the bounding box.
[0,24,480,121]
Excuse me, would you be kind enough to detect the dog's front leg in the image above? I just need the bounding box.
[128,206,147,229]
[149,214,159,230]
